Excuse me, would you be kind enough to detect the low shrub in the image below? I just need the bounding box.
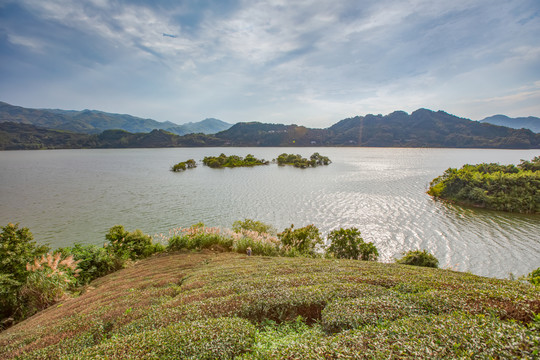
[396,249,439,268]
[105,225,157,260]
[526,266,540,286]
[321,295,421,332]
[232,219,277,235]
[265,312,540,359]
[76,317,256,359]
[167,226,233,251]
[58,244,126,285]
[19,253,80,316]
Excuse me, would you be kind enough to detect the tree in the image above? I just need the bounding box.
[105,225,156,260]
[0,223,49,322]
[326,228,378,260]
[278,224,323,256]
[0,223,49,283]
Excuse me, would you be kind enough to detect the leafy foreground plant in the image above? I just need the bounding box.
[396,249,439,268]
[1,253,538,359]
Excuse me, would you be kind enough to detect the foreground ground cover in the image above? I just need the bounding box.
[0,252,538,359]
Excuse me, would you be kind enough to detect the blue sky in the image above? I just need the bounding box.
[1,0,539,127]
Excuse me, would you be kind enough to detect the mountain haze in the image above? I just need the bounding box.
[480,115,540,133]
[0,102,231,135]
[1,103,538,149]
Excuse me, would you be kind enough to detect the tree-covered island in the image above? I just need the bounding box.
[202,153,270,168]
[276,152,331,168]
[428,157,540,213]
[171,159,197,172]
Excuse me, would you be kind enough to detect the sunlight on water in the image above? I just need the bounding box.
[1,147,539,278]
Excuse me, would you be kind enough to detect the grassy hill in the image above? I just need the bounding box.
[1,251,538,359]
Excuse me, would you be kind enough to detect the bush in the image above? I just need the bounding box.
[525,267,540,286]
[0,223,49,321]
[0,223,49,283]
[232,219,276,235]
[326,228,379,261]
[19,253,80,316]
[168,225,232,252]
[396,249,439,268]
[105,225,157,260]
[58,244,126,285]
[278,224,323,256]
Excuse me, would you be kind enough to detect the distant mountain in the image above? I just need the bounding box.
[165,118,233,135]
[1,106,539,150]
[0,101,231,135]
[215,109,539,148]
[480,115,540,133]
[0,122,224,150]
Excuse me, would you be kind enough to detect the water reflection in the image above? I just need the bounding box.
[0,147,538,279]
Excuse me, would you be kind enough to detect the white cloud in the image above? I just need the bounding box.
[2,0,539,123]
[7,34,44,51]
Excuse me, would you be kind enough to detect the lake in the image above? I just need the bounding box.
[1,147,539,279]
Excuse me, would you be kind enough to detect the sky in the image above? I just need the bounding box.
[1,0,539,127]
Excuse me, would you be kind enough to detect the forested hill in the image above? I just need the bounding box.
[1,108,539,149]
[215,109,539,148]
[0,101,232,135]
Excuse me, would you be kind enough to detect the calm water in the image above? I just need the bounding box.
[1,147,539,278]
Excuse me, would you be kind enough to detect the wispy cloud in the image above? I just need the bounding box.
[0,0,539,124]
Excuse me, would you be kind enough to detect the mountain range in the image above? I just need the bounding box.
[0,102,538,150]
[0,101,232,135]
[479,115,540,133]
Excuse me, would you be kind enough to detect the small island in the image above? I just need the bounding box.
[428,156,539,213]
[171,159,197,172]
[202,153,270,168]
[276,152,331,168]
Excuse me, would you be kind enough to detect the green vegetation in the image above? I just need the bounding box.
[396,249,439,268]
[0,224,162,328]
[428,157,540,213]
[1,250,539,359]
[0,223,49,323]
[276,152,331,168]
[171,159,196,172]
[232,218,277,235]
[526,267,540,286]
[202,153,270,168]
[2,221,540,359]
[278,224,323,256]
[326,227,379,260]
[3,107,540,150]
